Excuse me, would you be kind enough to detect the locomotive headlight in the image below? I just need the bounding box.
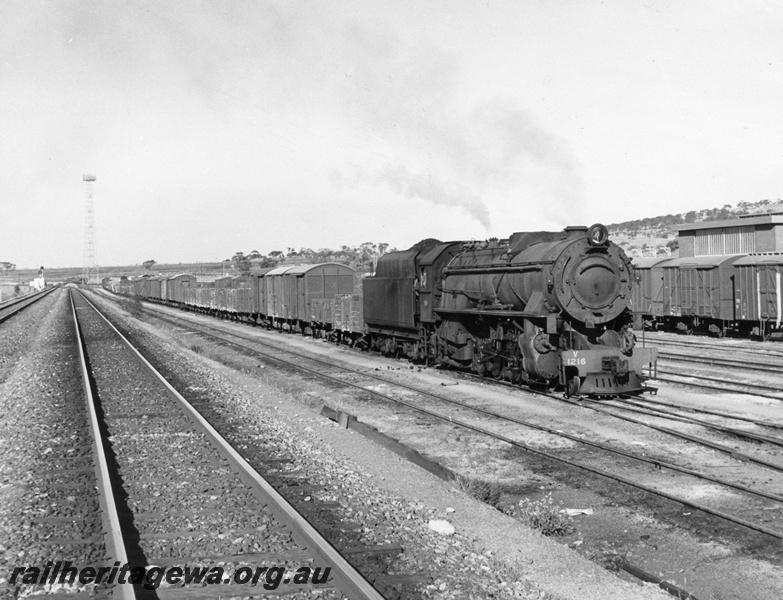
[587,223,609,246]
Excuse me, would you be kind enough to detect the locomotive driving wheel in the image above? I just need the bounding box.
[473,346,500,377]
[488,357,502,379]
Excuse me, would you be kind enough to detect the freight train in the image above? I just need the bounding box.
[632,253,783,339]
[115,224,657,397]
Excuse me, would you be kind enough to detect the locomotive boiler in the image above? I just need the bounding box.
[363,224,656,396]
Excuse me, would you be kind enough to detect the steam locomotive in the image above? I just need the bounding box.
[119,224,657,397]
[364,224,656,396]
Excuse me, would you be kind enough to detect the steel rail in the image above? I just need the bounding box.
[615,396,783,431]
[0,286,58,324]
[76,291,385,600]
[337,397,783,539]
[653,370,783,401]
[98,296,783,537]
[603,398,783,447]
[553,394,783,473]
[656,368,783,393]
[156,312,783,477]
[659,351,783,373]
[70,291,135,600]
[643,335,783,359]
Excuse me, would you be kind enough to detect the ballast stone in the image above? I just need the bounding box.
[428,519,456,536]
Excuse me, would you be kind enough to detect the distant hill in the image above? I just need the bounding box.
[608,199,783,258]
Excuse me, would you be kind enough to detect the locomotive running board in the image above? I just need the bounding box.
[435,307,543,318]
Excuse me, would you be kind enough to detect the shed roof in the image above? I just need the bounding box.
[673,214,783,232]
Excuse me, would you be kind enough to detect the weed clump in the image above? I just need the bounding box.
[507,493,573,537]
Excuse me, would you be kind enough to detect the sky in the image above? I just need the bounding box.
[1,0,782,269]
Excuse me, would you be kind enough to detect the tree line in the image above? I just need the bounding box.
[608,199,783,237]
[225,242,396,273]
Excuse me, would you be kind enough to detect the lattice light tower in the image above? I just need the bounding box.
[82,174,98,284]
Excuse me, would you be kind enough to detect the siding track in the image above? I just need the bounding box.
[0,286,58,325]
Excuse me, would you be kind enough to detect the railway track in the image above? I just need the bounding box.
[70,289,385,600]
[630,333,783,399]
[2,287,118,600]
[641,331,783,359]
[651,371,783,401]
[465,372,783,471]
[613,395,783,431]
[95,292,783,548]
[0,286,57,324]
[71,293,133,600]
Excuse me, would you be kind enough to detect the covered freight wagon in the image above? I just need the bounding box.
[147,276,163,301]
[249,267,275,318]
[733,253,783,337]
[661,255,741,335]
[277,263,356,330]
[631,256,673,328]
[264,266,295,321]
[330,272,370,337]
[230,276,254,317]
[166,274,198,304]
[131,276,150,298]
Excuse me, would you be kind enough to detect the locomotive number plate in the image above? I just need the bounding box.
[565,353,587,366]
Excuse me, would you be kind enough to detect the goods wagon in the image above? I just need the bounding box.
[659,255,741,335]
[264,266,295,322]
[733,254,783,337]
[328,273,369,340]
[631,257,671,329]
[231,276,254,316]
[166,274,197,304]
[310,272,368,339]
[249,268,275,317]
[118,278,132,295]
[633,250,783,339]
[131,277,149,298]
[147,276,163,301]
[277,263,357,330]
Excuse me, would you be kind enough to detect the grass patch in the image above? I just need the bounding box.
[455,475,503,508]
